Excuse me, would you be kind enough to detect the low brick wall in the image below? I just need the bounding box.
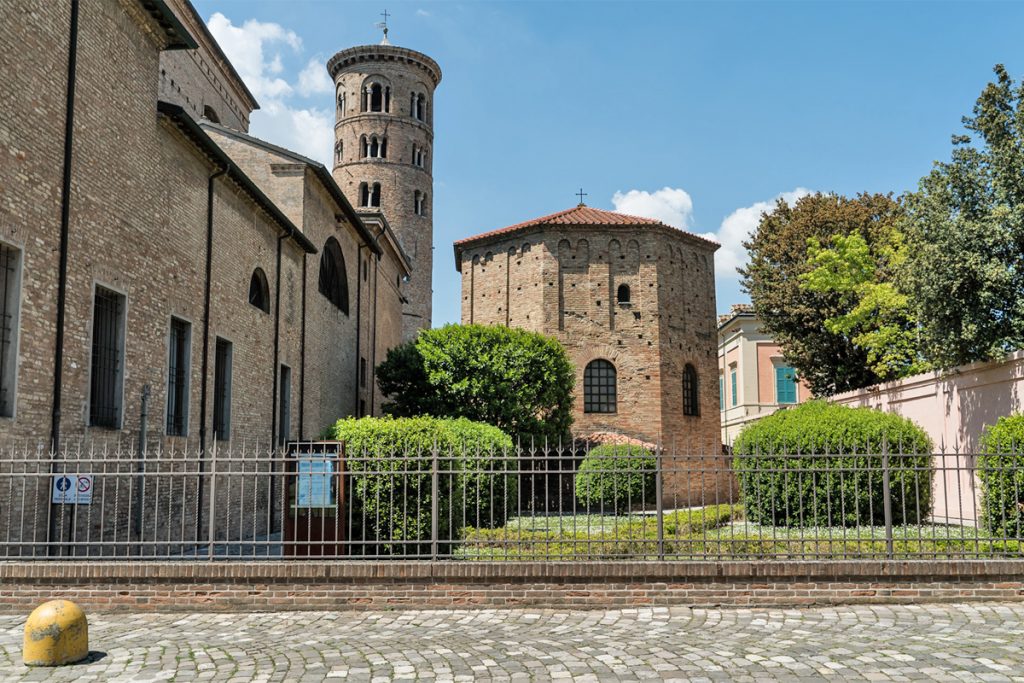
[1,561,1022,612]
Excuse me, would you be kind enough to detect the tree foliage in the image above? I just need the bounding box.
[800,230,927,380]
[741,192,905,395]
[901,64,1024,368]
[376,324,575,439]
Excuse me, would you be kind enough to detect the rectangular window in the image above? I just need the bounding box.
[89,286,126,428]
[166,317,191,436]
[730,367,737,407]
[776,365,798,404]
[278,364,291,446]
[0,243,22,418]
[213,338,232,441]
[719,376,725,412]
[360,357,367,388]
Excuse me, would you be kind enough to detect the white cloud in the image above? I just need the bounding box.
[206,13,334,167]
[611,187,694,229]
[416,9,431,17]
[297,58,333,97]
[704,188,813,279]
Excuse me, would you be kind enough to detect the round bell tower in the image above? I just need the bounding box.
[328,36,441,340]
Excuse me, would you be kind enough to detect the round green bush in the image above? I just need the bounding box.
[327,416,516,554]
[574,444,656,513]
[979,415,1024,537]
[732,401,933,527]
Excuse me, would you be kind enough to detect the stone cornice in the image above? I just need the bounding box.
[327,45,442,88]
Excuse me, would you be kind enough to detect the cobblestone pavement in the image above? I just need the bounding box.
[2,603,1024,681]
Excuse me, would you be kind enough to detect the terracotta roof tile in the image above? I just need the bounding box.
[454,205,665,246]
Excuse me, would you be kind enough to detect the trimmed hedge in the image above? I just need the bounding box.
[732,401,932,527]
[574,444,656,513]
[326,416,516,554]
[979,415,1024,537]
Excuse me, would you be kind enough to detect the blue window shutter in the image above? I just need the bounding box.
[730,370,737,406]
[776,366,797,404]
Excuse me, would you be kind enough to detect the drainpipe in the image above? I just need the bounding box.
[46,0,80,555]
[196,165,227,542]
[269,233,286,527]
[354,243,365,414]
[49,0,80,453]
[369,226,385,414]
[298,257,307,439]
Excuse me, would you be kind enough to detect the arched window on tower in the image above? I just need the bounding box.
[334,140,343,165]
[248,268,270,313]
[616,283,631,304]
[683,363,699,416]
[336,88,346,116]
[414,190,423,216]
[359,182,369,207]
[415,93,426,122]
[202,105,220,123]
[359,136,367,159]
[370,182,381,208]
[369,136,379,158]
[384,86,391,112]
[369,83,384,112]
[318,237,349,314]
[584,359,617,414]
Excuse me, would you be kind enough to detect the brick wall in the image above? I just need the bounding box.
[1,561,1022,612]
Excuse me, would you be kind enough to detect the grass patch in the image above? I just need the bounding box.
[454,505,1024,560]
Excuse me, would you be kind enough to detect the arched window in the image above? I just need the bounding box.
[360,135,368,158]
[248,268,269,313]
[359,182,369,207]
[369,136,379,158]
[334,140,343,164]
[369,83,383,112]
[370,182,381,208]
[683,363,699,416]
[202,105,220,123]
[414,190,424,216]
[584,359,617,414]
[318,237,349,314]
[384,86,391,112]
[616,283,631,304]
[380,137,387,158]
[336,88,345,116]
[416,93,426,122]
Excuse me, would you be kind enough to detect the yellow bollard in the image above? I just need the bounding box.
[22,599,89,666]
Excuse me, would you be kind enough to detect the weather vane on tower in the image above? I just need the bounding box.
[377,9,390,45]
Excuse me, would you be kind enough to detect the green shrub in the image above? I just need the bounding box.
[574,444,656,513]
[979,415,1024,537]
[732,401,932,527]
[327,416,516,554]
[376,323,575,439]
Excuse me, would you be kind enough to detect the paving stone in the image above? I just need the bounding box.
[2,604,1024,681]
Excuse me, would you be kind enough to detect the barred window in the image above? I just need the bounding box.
[0,243,22,418]
[683,363,699,416]
[89,286,126,428]
[166,318,191,436]
[249,268,270,313]
[583,359,617,414]
[319,237,349,314]
[213,338,232,441]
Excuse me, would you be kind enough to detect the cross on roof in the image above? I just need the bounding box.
[576,188,588,206]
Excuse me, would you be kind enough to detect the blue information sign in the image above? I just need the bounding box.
[296,457,334,508]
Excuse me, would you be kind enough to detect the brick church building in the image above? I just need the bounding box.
[454,204,722,455]
[0,0,435,449]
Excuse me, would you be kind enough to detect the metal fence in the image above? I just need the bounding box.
[0,440,1020,560]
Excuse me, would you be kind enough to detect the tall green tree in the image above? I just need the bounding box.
[901,64,1024,368]
[799,230,927,380]
[376,324,575,439]
[740,192,904,396]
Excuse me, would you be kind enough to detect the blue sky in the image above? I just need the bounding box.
[193,0,1024,326]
